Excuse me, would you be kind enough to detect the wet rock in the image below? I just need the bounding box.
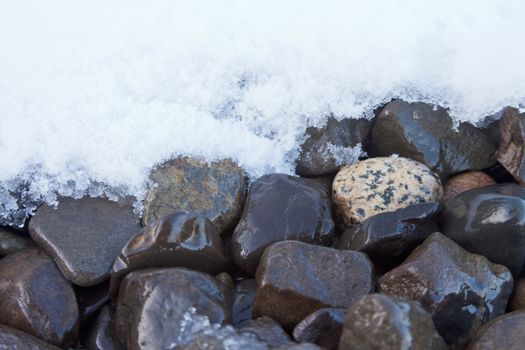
[339,294,447,350]
[0,225,34,256]
[468,311,525,350]
[232,279,257,326]
[240,317,293,348]
[115,267,231,350]
[442,184,525,277]
[77,281,110,323]
[0,324,62,350]
[295,117,370,176]
[293,308,345,350]
[509,278,525,311]
[0,247,79,347]
[109,212,227,298]
[28,196,141,286]
[495,107,525,184]
[372,100,497,179]
[253,240,373,329]
[378,232,513,347]
[231,174,335,273]
[442,171,496,204]
[142,157,247,234]
[332,157,442,227]
[85,305,123,350]
[339,202,440,270]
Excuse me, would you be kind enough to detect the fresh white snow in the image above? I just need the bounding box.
[1,0,525,225]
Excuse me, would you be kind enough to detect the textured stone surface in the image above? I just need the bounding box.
[231,174,334,273]
[28,196,141,286]
[0,247,79,347]
[109,212,227,298]
[253,241,373,329]
[442,171,496,204]
[85,305,123,350]
[115,268,232,350]
[509,278,525,311]
[372,100,497,179]
[0,226,34,257]
[0,324,62,350]
[332,157,442,227]
[143,157,247,234]
[293,308,345,350]
[442,184,525,276]
[468,311,525,350]
[295,117,370,176]
[339,294,447,350]
[378,232,513,347]
[339,202,440,270]
[496,107,525,184]
[239,317,293,348]
[232,279,257,327]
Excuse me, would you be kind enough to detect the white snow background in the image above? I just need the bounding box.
[1,0,525,225]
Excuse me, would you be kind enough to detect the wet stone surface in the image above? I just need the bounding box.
[292,308,345,350]
[332,157,442,227]
[231,174,335,274]
[442,184,525,277]
[339,202,440,271]
[295,116,370,176]
[84,305,123,350]
[442,171,496,204]
[0,247,79,348]
[0,225,35,257]
[378,232,513,347]
[115,267,232,350]
[239,317,293,348]
[372,100,497,179]
[0,324,62,350]
[468,310,525,350]
[509,278,525,311]
[496,107,525,185]
[232,279,257,327]
[76,281,110,323]
[28,196,141,286]
[253,240,373,330]
[142,157,247,234]
[109,212,227,298]
[339,294,447,350]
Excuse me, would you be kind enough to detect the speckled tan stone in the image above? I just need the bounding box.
[332,157,442,227]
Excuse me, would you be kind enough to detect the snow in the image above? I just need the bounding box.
[1,0,525,226]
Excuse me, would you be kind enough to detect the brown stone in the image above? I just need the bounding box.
[84,305,123,350]
[468,310,525,350]
[509,278,525,311]
[0,247,79,347]
[495,107,525,184]
[338,294,447,350]
[293,308,345,350]
[0,226,34,257]
[239,317,293,348]
[253,241,373,330]
[442,171,496,203]
[378,232,513,347]
[0,324,62,350]
[332,157,442,227]
[142,157,247,234]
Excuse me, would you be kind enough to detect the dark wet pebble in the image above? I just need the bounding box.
[84,305,123,350]
[292,308,345,350]
[0,324,62,350]
[509,278,525,311]
[442,184,525,277]
[0,225,35,257]
[379,232,513,347]
[77,281,110,323]
[468,310,525,350]
[0,247,79,347]
[372,100,497,179]
[339,293,447,350]
[339,202,440,270]
[115,267,232,350]
[232,279,257,327]
[231,174,334,273]
[239,317,293,348]
[142,157,247,234]
[253,240,373,330]
[109,212,227,298]
[295,117,370,176]
[496,107,525,185]
[28,196,141,286]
